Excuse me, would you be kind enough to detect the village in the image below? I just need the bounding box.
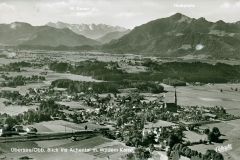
[0,51,239,160]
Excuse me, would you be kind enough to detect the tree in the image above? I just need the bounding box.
[142,132,155,146]
[4,117,18,128]
[116,117,123,127]
[184,148,192,158]
[208,132,214,143]
[149,144,155,152]
[135,147,151,160]
[125,153,134,160]
[208,127,221,143]
[213,152,224,160]
[212,127,221,138]
[135,148,145,159]
[204,128,210,135]
[173,143,183,151]
[204,149,223,160]
[168,134,181,149]
[60,114,66,120]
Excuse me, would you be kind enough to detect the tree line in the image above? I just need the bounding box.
[49,60,240,85]
[51,79,164,94]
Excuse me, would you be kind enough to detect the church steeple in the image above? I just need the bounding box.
[174,87,177,106]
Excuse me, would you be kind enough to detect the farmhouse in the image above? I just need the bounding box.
[0,125,18,136]
[0,128,7,136]
[202,113,217,119]
[26,127,38,134]
[13,125,24,132]
[142,120,179,139]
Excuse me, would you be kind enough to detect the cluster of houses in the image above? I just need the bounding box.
[0,76,227,160]
[178,106,219,126]
[143,120,179,138]
[0,125,37,136]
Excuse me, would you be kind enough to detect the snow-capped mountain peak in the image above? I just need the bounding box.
[46,22,128,39]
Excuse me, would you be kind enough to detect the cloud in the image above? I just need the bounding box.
[75,10,98,17]
[116,12,142,18]
[174,3,196,8]
[70,7,98,16]
[40,1,68,9]
[220,2,231,8]
[220,1,240,8]
[236,1,240,7]
[70,7,91,11]
[0,2,15,11]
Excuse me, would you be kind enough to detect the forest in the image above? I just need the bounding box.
[49,60,240,85]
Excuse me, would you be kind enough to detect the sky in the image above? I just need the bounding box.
[0,0,240,29]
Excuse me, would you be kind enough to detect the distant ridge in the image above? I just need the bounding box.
[46,22,128,39]
[103,13,240,59]
[0,22,99,47]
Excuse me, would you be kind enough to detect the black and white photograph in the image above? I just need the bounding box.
[0,0,240,159]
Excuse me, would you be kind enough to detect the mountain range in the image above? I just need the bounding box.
[46,22,128,40]
[103,13,240,59]
[0,22,99,47]
[1,13,240,59]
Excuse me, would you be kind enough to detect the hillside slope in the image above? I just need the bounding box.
[97,30,130,44]
[0,22,99,47]
[103,13,240,59]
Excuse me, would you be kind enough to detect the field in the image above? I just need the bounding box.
[189,119,240,160]
[164,83,240,116]
[27,120,109,133]
[0,136,133,160]
[8,67,102,83]
[183,131,207,143]
[0,98,37,115]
